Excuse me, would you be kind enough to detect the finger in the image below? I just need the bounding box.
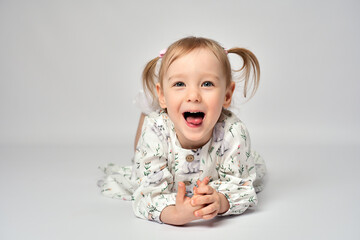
[193,186,200,196]
[202,210,218,220]
[195,185,214,195]
[196,180,201,186]
[202,176,210,185]
[176,182,186,203]
[198,177,210,187]
[191,194,214,206]
[194,203,219,218]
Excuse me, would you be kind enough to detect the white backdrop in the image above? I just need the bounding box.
[1,1,360,239]
[0,0,359,147]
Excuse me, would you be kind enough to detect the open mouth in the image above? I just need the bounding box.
[183,112,205,126]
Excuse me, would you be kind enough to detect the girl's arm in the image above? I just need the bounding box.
[208,120,258,216]
[132,114,177,223]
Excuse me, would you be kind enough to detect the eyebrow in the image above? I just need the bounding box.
[168,74,186,82]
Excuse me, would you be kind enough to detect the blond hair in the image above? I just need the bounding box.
[142,36,260,106]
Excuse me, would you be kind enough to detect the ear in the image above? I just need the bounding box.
[223,81,235,108]
[156,83,167,108]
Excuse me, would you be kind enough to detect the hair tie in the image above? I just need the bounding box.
[159,49,167,58]
[223,48,229,54]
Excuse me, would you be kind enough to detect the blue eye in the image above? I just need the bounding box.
[202,81,214,87]
[174,82,185,87]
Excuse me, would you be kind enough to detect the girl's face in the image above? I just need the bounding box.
[156,48,235,149]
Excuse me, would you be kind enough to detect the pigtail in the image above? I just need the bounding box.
[227,48,260,99]
[142,57,161,103]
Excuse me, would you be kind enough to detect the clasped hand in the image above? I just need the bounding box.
[176,177,225,221]
[160,177,230,225]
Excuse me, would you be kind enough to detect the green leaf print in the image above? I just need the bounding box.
[229,125,234,137]
[239,165,244,176]
[101,188,112,193]
[248,166,254,173]
[174,160,179,171]
[241,126,247,142]
[208,147,214,162]
[249,196,256,203]
[144,162,151,176]
[216,164,220,171]
[154,144,161,156]
[147,204,160,213]
[209,146,214,154]
[224,193,230,200]
[161,184,169,193]
[246,151,250,160]
[144,161,151,170]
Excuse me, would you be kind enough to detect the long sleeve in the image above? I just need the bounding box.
[209,119,258,216]
[131,114,176,223]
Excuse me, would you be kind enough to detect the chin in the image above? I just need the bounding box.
[185,133,209,146]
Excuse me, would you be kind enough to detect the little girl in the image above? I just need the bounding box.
[98,36,266,225]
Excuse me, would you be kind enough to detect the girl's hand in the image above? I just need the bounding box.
[160,182,203,225]
[191,177,230,220]
[175,182,204,221]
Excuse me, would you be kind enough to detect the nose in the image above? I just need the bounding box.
[186,86,201,103]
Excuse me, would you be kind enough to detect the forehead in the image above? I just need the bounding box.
[165,48,223,78]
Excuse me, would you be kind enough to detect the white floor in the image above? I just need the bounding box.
[0,143,359,240]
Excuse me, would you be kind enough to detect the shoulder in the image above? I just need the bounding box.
[225,109,248,135]
[141,110,173,142]
[147,109,169,122]
[135,110,172,158]
[145,110,172,130]
[213,109,251,149]
[221,109,241,126]
[211,109,252,160]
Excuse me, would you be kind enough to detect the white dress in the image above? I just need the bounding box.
[98,109,266,223]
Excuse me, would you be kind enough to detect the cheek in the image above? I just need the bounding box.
[207,98,223,115]
[208,91,225,106]
[164,94,180,110]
